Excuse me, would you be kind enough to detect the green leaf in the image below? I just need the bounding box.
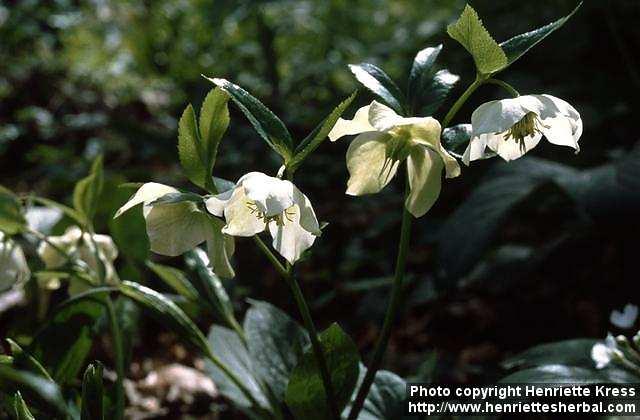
[6,339,52,381]
[73,155,104,226]
[148,192,203,206]
[178,105,207,190]
[206,77,293,161]
[81,362,104,420]
[0,366,68,417]
[146,261,199,301]
[108,185,149,262]
[349,63,405,115]
[353,370,407,420]
[420,69,459,116]
[0,185,26,235]
[503,339,598,370]
[285,323,360,419]
[13,391,35,420]
[199,88,230,183]
[499,3,582,70]
[447,4,507,74]
[119,281,211,357]
[289,91,358,173]
[205,325,270,410]
[407,45,442,109]
[441,123,472,155]
[244,300,309,399]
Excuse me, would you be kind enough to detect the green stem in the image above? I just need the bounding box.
[347,185,413,420]
[485,78,520,97]
[105,297,125,420]
[254,236,340,420]
[442,73,486,128]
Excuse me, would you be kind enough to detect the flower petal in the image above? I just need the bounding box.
[239,172,294,217]
[368,100,403,131]
[206,218,236,279]
[345,132,398,195]
[540,116,580,152]
[144,202,210,256]
[205,188,234,217]
[471,96,546,137]
[115,183,178,218]
[462,135,489,165]
[486,132,542,162]
[0,237,30,291]
[328,104,376,141]
[221,188,266,237]
[405,146,444,218]
[268,205,316,264]
[292,186,321,235]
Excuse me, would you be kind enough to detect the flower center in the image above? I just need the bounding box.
[503,112,546,148]
[246,201,295,226]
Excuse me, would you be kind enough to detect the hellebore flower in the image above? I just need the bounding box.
[205,172,321,264]
[37,226,119,291]
[0,233,30,292]
[115,182,235,278]
[328,100,460,218]
[591,334,622,370]
[463,94,582,164]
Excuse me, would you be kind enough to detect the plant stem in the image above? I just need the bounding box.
[347,185,413,420]
[105,297,125,420]
[442,73,486,128]
[486,78,520,97]
[254,235,340,419]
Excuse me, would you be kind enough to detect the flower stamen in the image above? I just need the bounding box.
[503,112,548,151]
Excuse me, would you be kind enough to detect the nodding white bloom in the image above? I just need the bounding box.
[37,226,119,291]
[328,100,460,218]
[0,233,30,292]
[591,334,622,369]
[205,172,321,264]
[115,182,235,279]
[610,303,639,329]
[463,94,582,164]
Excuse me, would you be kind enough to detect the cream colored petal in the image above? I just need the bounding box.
[345,132,398,195]
[206,219,235,279]
[486,132,542,162]
[368,100,403,131]
[462,135,489,165]
[239,172,294,217]
[292,186,321,235]
[221,188,266,237]
[405,146,445,218]
[144,202,210,256]
[205,188,234,217]
[37,227,81,269]
[268,205,316,264]
[328,104,376,141]
[399,117,441,144]
[471,96,545,137]
[114,182,178,218]
[85,233,118,262]
[0,239,30,291]
[540,116,580,153]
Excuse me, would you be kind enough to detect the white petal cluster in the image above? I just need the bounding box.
[115,182,235,278]
[0,233,30,292]
[591,334,622,370]
[610,303,639,329]
[463,94,582,164]
[206,172,320,264]
[329,100,460,217]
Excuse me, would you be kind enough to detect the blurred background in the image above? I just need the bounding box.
[2,0,640,417]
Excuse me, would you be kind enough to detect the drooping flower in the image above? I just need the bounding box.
[205,172,321,264]
[0,233,30,292]
[328,100,460,218]
[610,303,638,329]
[463,94,582,164]
[37,226,119,291]
[115,182,235,278]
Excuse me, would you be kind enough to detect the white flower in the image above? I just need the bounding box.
[328,100,460,218]
[205,172,320,264]
[591,334,620,369]
[37,226,119,291]
[115,183,235,279]
[610,303,638,329]
[463,94,582,164]
[0,233,30,292]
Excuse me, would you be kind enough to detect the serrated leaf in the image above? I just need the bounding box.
[73,155,104,226]
[81,362,104,420]
[349,63,405,115]
[289,91,358,173]
[502,339,597,370]
[244,300,309,399]
[407,45,442,109]
[0,185,26,235]
[13,391,35,420]
[285,323,360,420]
[146,261,199,301]
[205,325,270,410]
[199,88,230,184]
[447,4,507,74]
[0,366,68,417]
[499,2,582,70]
[206,77,293,161]
[420,69,459,116]
[119,281,211,357]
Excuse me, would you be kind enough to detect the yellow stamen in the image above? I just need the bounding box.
[503,112,547,151]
